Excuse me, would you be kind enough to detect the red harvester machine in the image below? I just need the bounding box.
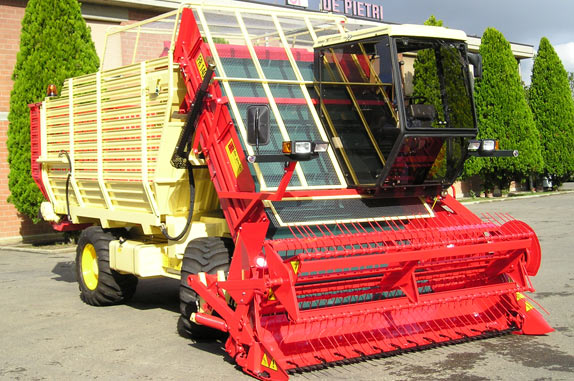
[31,3,552,380]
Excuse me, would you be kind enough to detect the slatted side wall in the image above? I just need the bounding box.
[43,56,179,219]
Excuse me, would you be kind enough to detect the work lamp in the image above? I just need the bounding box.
[282,141,329,155]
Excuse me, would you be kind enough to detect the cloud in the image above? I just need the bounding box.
[554,42,574,73]
[521,59,534,86]
[380,0,574,47]
[522,42,574,85]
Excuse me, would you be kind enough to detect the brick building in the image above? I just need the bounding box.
[0,0,534,242]
[0,0,178,242]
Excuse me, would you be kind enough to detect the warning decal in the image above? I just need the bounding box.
[261,353,278,371]
[516,292,534,312]
[196,53,207,79]
[290,260,300,274]
[225,139,244,177]
[268,288,276,301]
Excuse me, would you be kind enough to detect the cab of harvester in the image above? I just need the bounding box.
[29,3,551,381]
[310,27,478,194]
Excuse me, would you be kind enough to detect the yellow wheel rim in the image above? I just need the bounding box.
[81,243,99,290]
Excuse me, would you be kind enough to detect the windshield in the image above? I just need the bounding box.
[397,37,475,130]
[316,36,476,189]
[317,37,398,185]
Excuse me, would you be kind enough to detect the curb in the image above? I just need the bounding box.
[460,190,574,205]
[0,245,76,255]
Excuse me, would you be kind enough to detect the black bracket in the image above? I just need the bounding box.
[171,59,216,169]
[468,150,519,158]
[246,153,320,163]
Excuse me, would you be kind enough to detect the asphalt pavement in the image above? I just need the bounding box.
[0,193,573,380]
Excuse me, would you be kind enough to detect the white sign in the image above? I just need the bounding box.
[321,0,383,20]
[286,0,309,8]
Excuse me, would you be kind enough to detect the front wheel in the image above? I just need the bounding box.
[178,236,233,341]
[76,226,138,306]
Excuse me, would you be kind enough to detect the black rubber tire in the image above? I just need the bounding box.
[178,236,233,341]
[76,226,138,306]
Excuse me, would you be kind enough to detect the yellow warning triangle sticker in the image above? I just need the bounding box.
[261,353,278,371]
[290,260,300,274]
[269,358,278,371]
[268,288,276,301]
[516,292,525,301]
[516,292,534,312]
[261,354,269,368]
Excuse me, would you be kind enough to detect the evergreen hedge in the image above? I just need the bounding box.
[8,0,99,221]
[463,28,543,190]
[528,37,574,187]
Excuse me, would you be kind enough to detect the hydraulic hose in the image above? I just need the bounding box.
[59,151,193,241]
[160,163,194,241]
[59,151,72,222]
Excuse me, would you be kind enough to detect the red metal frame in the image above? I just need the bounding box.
[29,102,49,200]
[171,10,553,380]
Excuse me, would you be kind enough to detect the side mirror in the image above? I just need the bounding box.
[468,53,482,79]
[247,104,270,148]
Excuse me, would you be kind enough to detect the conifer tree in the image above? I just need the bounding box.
[528,37,574,187]
[8,0,99,221]
[463,28,543,191]
[412,15,443,119]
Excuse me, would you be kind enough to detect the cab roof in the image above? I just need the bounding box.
[315,24,468,48]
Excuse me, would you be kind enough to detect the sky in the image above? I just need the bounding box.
[379,0,574,84]
[255,0,574,83]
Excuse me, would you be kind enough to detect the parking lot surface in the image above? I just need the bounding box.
[1,193,573,380]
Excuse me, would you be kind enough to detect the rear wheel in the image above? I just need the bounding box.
[178,237,233,341]
[76,226,138,306]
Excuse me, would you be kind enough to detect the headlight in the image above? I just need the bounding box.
[468,140,481,151]
[294,141,312,154]
[481,139,496,151]
[313,142,329,153]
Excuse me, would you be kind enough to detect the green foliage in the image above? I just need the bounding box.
[412,16,444,120]
[412,15,473,131]
[203,37,229,44]
[8,0,99,221]
[463,28,543,190]
[529,38,574,186]
[423,15,443,27]
[440,45,474,130]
